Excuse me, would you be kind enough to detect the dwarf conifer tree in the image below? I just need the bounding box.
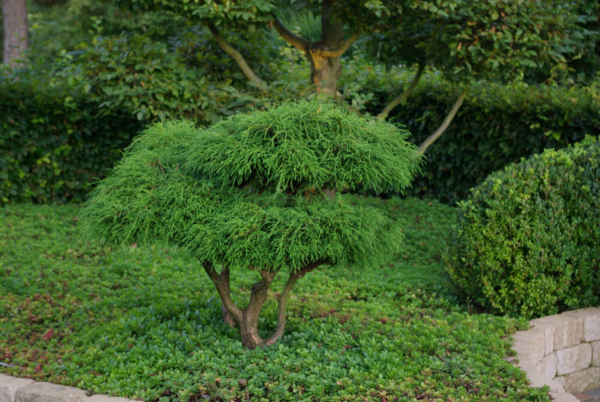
[80,101,423,349]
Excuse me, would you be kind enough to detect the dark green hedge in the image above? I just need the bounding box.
[0,79,143,204]
[354,67,600,203]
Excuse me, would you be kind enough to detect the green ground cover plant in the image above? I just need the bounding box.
[446,136,600,319]
[0,197,550,401]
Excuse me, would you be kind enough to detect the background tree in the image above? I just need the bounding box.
[2,0,29,66]
[80,100,423,349]
[369,0,586,151]
[116,0,399,95]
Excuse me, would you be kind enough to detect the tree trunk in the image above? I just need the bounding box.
[309,1,344,96]
[202,261,325,349]
[238,270,275,349]
[271,4,360,97]
[2,0,29,67]
[220,268,236,327]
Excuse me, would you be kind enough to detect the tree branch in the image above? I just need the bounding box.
[246,270,277,318]
[419,87,469,153]
[271,17,311,51]
[266,260,327,346]
[203,262,243,325]
[207,24,267,91]
[377,63,425,120]
[220,266,236,327]
[319,31,361,58]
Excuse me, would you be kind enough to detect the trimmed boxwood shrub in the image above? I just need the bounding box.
[0,78,144,205]
[445,136,600,319]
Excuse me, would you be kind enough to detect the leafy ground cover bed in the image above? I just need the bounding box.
[0,197,548,401]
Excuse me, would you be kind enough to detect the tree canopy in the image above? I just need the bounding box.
[80,100,423,348]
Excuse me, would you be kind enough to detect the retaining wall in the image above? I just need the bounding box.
[0,375,135,402]
[513,307,600,402]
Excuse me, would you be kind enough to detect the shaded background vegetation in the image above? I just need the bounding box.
[2,0,600,205]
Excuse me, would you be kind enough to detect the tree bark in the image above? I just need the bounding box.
[219,267,236,327]
[2,0,29,67]
[271,2,360,96]
[312,3,344,96]
[377,63,425,120]
[238,270,276,349]
[203,261,326,349]
[419,87,469,153]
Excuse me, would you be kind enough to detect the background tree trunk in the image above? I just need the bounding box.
[310,1,344,96]
[2,0,29,67]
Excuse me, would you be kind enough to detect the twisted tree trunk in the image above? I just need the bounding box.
[203,261,325,349]
[272,1,360,96]
[2,0,29,67]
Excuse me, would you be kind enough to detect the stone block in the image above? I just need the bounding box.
[513,329,546,365]
[86,395,132,402]
[554,317,585,350]
[530,319,556,356]
[518,361,564,392]
[531,313,584,350]
[537,352,558,379]
[0,375,34,402]
[563,309,600,343]
[549,392,584,402]
[593,341,600,367]
[557,367,600,393]
[557,343,593,375]
[15,382,88,402]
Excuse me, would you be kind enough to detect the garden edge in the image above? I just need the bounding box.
[513,307,600,402]
[0,375,137,402]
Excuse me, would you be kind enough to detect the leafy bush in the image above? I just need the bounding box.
[66,31,232,123]
[0,72,143,205]
[0,198,551,401]
[343,62,600,203]
[445,136,600,319]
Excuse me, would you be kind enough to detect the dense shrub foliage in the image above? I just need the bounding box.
[80,101,422,271]
[349,66,600,203]
[68,32,233,123]
[0,76,143,205]
[445,136,600,319]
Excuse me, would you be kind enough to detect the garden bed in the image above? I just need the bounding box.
[0,197,550,401]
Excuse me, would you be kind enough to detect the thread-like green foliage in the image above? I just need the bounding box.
[81,101,423,273]
[446,136,600,319]
[184,101,422,193]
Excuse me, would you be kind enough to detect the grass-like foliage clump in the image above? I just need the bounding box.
[0,199,550,401]
[79,101,423,349]
[446,136,600,319]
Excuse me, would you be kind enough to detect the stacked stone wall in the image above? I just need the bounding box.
[513,307,600,401]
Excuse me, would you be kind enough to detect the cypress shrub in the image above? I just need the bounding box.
[445,136,600,319]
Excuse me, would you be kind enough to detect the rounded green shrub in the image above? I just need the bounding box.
[446,136,600,319]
